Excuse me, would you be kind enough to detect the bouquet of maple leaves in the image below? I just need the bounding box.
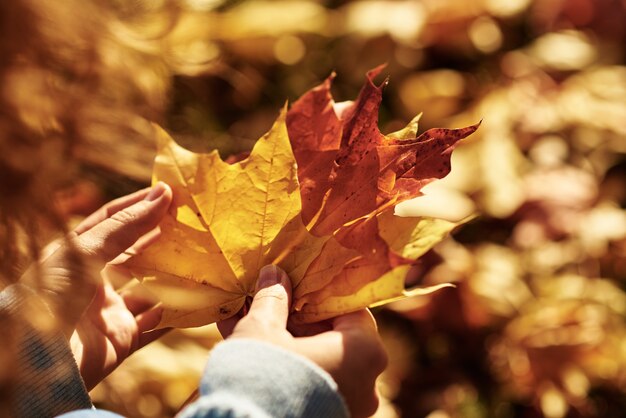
[126,66,479,328]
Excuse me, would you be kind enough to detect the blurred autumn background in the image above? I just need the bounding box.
[3,0,626,417]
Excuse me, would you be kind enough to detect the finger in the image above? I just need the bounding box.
[135,305,166,333]
[133,308,170,351]
[137,328,171,351]
[101,264,134,289]
[124,227,162,256]
[332,309,378,332]
[334,310,388,375]
[354,390,380,418]
[41,239,64,261]
[135,306,171,349]
[73,187,152,234]
[109,226,162,265]
[287,318,333,337]
[247,265,291,329]
[75,182,172,262]
[121,290,158,316]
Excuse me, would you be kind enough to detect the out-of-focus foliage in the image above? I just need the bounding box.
[3,0,626,417]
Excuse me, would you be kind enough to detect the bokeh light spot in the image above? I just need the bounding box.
[484,0,532,17]
[469,16,503,53]
[274,35,306,65]
[530,30,596,71]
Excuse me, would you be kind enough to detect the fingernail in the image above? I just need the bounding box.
[256,265,281,291]
[145,182,167,201]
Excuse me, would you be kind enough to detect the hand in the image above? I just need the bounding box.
[23,182,173,389]
[218,265,388,418]
[70,276,169,390]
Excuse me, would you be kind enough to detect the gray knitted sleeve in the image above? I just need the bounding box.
[179,339,350,418]
[58,339,350,418]
[0,283,92,418]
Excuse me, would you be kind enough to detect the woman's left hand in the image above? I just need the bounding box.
[23,182,172,389]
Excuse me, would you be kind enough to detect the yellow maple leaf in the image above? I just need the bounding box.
[126,70,477,328]
[128,108,360,327]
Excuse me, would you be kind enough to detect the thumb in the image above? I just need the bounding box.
[75,182,172,261]
[248,265,292,329]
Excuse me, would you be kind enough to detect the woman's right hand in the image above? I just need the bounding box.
[218,265,388,418]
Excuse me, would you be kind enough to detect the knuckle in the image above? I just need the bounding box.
[76,240,101,259]
[255,290,288,303]
[70,232,103,259]
[255,286,288,304]
[110,207,141,225]
[98,202,115,219]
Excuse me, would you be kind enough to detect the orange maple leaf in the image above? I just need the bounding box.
[125,69,479,327]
